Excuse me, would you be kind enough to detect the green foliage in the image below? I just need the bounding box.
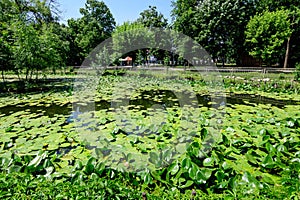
[135,50,144,65]
[2,0,300,197]
[255,1,300,68]
[111,21,153,62]
[171,0,300,67]
[223,76,300,94]
[136,6,169,62]
[171,0,198,38]
[12,20,68,79]
[164,56,170,66]
[172,0,258,64]
[0,0,15,76]
[67,0,116,65]
[258,0,300,12]
[0,72,300,198]
[137,6,168,28]
[295,63,300,81]
[245,10,293,66]
[0,0,68,82]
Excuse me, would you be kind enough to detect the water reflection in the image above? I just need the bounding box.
[0,92,299,118]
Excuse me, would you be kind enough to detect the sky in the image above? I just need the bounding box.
[58,0,173,25]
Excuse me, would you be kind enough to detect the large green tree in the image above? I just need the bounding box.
[171,0,198,38]
[111,22,153,65]
[171,0,259,65]
[67,0,116,65]
[135,6,169,64]
[257,0,300,68]
[0,0,67,81]
[137,6,168,28]
[245,10,293,67]
[258,0,300,12]
[13,0,59,24]
[0,0,15,80]
[12,20,67,80]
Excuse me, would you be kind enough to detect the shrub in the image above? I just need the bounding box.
[295,62,300,81]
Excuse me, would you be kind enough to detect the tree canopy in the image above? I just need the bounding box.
[1,0,300,78]
[170,0,300,67]
[0,0,67,81]
[67,0,116,65]
[137,6,168,28]
[245,10,293,66]
[172,0,259,64]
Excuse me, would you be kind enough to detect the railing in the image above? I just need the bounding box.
[74,66,296,74]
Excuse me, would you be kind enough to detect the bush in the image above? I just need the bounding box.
[295,62,300,81]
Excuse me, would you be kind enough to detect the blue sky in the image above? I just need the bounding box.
[58,0,173,25]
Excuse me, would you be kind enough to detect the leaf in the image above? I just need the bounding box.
[71,171,83,183]
[84,157,96,175]
[265,142,276,155]
[75,161,83,170]
[90,173,99,180]
[262,175,275,185]
[181,157,191,170]
[215,170,226,182]
[162,149,173,162]
[262,155,275,168]
[222,134,230,146]
[286,120,294,128]
[203,157,214,167]
[200,128,208,140]
[168,162,179,175]
[181,180,194,188]
[143,172,152,184]
[149,152,159,165]
[5,126,14,132]
[241,171,255,183]
[188,163,198,179]
[44,166,54,177]
[259,128,267,135]
[196,168,213,183]
[221,161,231,170]
[246,151,258,165]
[28,152,47,168]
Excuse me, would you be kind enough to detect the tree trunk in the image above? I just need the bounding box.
[1,70,5,83]
[284,37,291,69]
[1,70,7,91]
[25,69,29,81]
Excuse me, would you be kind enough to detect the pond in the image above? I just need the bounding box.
[1,75,299,197]
[1,91,299,118]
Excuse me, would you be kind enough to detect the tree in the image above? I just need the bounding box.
[111,22,153,64]
[12,19,68,80]
[258,0,300,12]
[66,18,82,66]
[13,0,60,24]
[257,0,300,68]
[245,10,293,67]
[137,6,168,28]
[67,0,116,65]
[171,0,259,65]
[135,6,169,63]
[0,0,15,81]
[0,0,67,82]
[171,0,198,38]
